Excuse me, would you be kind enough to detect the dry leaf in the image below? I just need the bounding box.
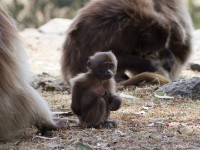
[119,93,139,100]
[154,92,174,99]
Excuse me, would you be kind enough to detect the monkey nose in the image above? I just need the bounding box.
[104,70,113,79]
[107,70,112,75]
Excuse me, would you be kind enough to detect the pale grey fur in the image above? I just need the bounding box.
[0,6,56,141]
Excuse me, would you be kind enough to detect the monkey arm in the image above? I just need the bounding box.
[71,84,83,116]
[101,79,122,111]
[103,91,122,111]
[169,41,191,65]
[80,90,102,109]
[72,86,103,116]
[109,96,122,111]
[167,6,193,66]
[117,54,158,73]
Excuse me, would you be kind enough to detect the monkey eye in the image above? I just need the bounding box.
[109,63,114,69]
[104,62,114,69]
[141,32,152,39]
[87,60,91,68]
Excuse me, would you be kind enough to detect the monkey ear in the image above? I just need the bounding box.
[87,59,91,69]
[171,21,187,44]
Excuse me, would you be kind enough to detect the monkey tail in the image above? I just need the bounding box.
[118,72,171,87]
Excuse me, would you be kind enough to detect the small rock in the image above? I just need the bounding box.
[47,144,65,149]
[163,132,175,138]
[75,142,93,150]
[112,139,119,144]
[134,111,146,115]
[156,77,200,100]
[114,130,126,136]
[119,93,139,100]
[142,106,150,110]
[130,127,140,132]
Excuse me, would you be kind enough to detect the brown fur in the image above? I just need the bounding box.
[119,49,175,86]
[61,0,193,85]
[70,52,121,128]
[0,6,64,141]
[119,72,170,87]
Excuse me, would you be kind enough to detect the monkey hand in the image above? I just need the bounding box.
[109,96,122,111]
[37,118,69,137]
[102,91,111,100]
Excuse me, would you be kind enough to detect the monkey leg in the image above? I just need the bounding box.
[101,120,117,128]
[103,92,122,111]
[36,119,69,137]
[21,83,68,136]
[118,72,170,87]
[0,83,63,140]
[100,103,118,128]
[80,97,107,128]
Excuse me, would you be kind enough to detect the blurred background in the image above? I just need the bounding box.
[1,0,200,29]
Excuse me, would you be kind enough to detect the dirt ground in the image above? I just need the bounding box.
[0,30,200,150]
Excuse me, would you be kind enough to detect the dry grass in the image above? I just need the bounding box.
[1,81,200,150]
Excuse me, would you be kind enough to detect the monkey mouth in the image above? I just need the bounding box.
[97,73,112,80]
[102,75,112,80]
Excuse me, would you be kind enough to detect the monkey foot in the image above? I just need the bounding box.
[54,118,70,129]
[101,121,117,128]
[37,119,69,137]
[84,121,117,129]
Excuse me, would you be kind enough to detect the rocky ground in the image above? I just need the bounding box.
[0,19,200,150]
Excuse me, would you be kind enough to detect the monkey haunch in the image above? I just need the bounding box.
[61,0,193,85]
[70,52,122,128]
[0,7,67,141]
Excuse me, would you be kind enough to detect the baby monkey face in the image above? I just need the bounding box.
[87,51,117,80]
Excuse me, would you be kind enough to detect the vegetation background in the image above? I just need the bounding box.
[1,0,200,29]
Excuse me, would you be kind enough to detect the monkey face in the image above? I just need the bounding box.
[120,21,170,55]
[87,52,117,80]
[158,50,176,72]
[99,61,115,80]
[144,49,175,72]
[88,59,115,80]
[136,23,169,52]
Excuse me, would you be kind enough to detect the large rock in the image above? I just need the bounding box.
[156,77,200,100]
[39,18,72,34]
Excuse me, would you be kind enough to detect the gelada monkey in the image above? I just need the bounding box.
[61,0,193,86]
[0,6,66,141]
[70,52,121,128]
[120,49,176,86]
